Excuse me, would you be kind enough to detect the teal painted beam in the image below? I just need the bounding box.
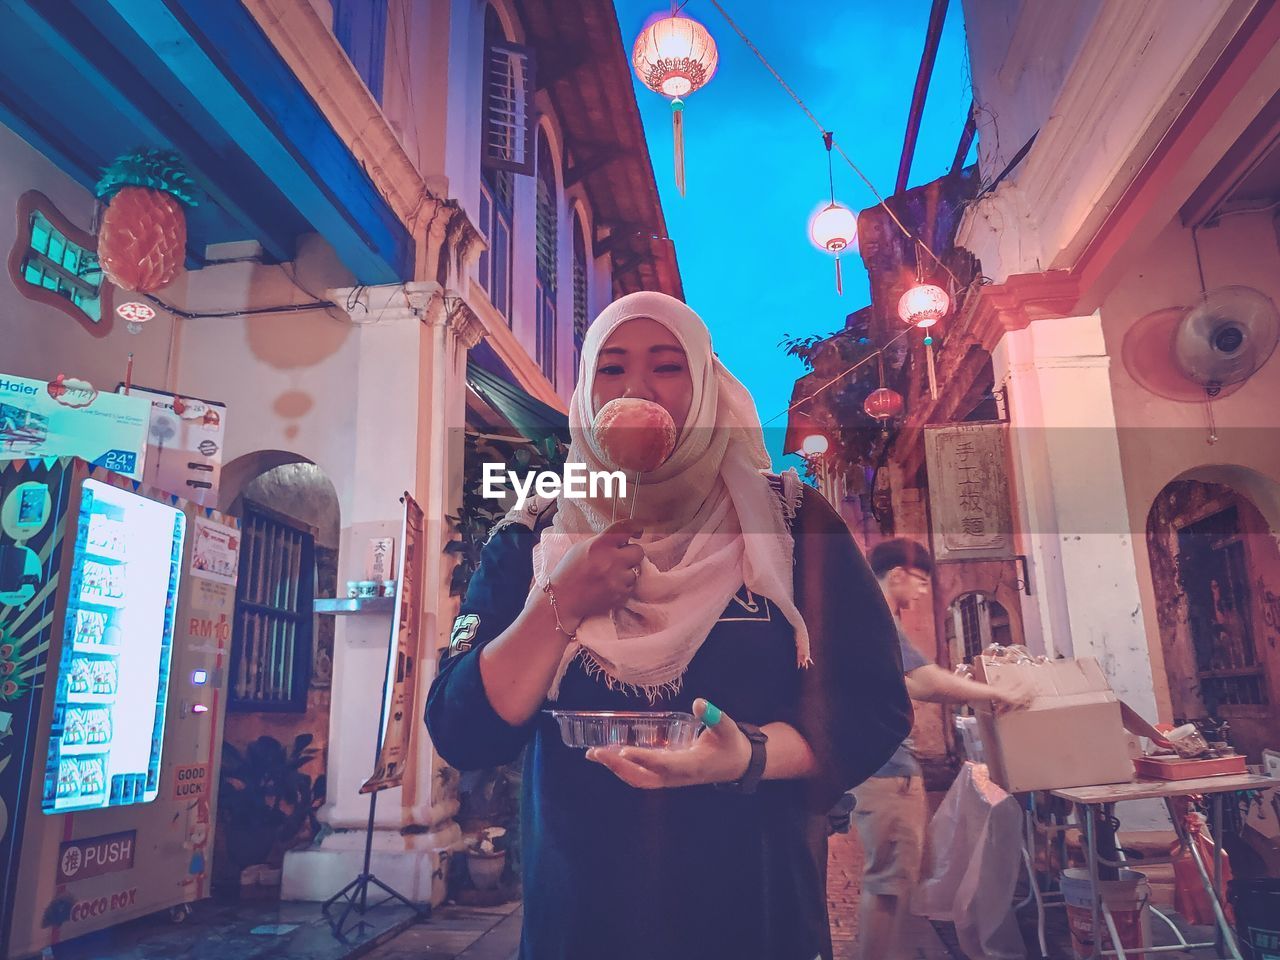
[3,0,299,263]
[93,0,413,284]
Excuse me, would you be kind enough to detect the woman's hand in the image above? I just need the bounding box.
[545,519,646,628]
[586,699,752,789]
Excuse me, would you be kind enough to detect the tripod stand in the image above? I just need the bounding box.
[321,619,430,940]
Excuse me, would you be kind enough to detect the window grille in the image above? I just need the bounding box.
[229,503,315,712]
[958,593,983,662]
[1178,507,1267,708]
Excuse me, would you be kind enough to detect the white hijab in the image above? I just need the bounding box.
[532,292,810,701]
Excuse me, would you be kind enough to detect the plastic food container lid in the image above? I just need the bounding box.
[546,710,700,751]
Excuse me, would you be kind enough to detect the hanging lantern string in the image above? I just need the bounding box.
[704,0,962,290]
[824,131,836,205]
[762,324,915,426]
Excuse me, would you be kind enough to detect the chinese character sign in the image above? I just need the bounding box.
[924,423,1014,561]
[361,495,422,794]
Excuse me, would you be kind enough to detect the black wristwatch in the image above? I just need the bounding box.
[718,722,768,794]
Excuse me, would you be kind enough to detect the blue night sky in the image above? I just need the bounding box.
[612,0,975,468]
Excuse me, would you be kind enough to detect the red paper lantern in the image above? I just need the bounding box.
[863,387,904,421]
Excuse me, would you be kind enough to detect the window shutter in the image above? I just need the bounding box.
[483,40,536,175]
[572,219,589,367]
[333,0,389,103]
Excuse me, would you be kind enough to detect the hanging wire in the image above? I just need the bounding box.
[762,325,914,426]
[1191,224,1208,296]
[705,0,963,290]
[824,130,836,205]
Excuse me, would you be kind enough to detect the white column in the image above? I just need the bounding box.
[282,281,479,907]
[993,314,1158,721]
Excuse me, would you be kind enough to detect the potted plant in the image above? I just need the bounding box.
[216,733,325,896]
[464,827,509,891]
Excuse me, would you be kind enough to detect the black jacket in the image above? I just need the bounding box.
[426,481,910,960]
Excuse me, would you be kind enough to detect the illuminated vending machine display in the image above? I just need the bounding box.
[43,479,185,814]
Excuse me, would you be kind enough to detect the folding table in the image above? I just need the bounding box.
[1037,774,1279,960]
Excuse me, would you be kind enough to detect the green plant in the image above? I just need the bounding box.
[465,826,509,856]
[218,734,325,872]
[445,433,565,598]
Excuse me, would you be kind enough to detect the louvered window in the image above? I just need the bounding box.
[572,216,589,381]
[535,135,557,379]
[481,14,535,176]
[229,503,314,712]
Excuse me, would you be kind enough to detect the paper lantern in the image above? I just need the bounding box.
[96,149,201,294]
[633,14,718,196]
[810,203,858,294]
[801,433,829,456]
[863,387,903,422]
[899,282,949,401]
[897,282,950,328]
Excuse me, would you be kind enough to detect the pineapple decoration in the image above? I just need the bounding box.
[95,149,202,294]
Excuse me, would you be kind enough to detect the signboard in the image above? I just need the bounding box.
[56,832,136,884]
[360,494,423,794]
[366,537,395,582]
[117,386,226,507]
[172,763,210,801]
[0,375,148,479]
[190,516,239,585]
[65,887,137,924]
[924,423,1015,562]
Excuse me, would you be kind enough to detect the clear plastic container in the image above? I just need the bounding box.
[546,710,700,751]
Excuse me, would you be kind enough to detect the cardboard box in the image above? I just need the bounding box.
[973,656,1136,793]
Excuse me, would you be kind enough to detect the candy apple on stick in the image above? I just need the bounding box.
[592,398,677,522]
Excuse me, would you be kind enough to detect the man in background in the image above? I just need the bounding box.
[852,538,1032,960]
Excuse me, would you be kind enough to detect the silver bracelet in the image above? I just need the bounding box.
[541,580,579,643]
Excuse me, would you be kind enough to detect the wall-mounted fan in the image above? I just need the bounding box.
[1121,285,1279,443]
[1175,285,1278,390]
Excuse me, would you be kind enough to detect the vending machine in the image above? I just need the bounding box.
[0,458,238,959]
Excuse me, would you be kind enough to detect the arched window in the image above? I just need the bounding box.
[572,212,589,381]
[534,132,558,379]
[478,4,526,321]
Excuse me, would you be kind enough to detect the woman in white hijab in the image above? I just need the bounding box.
[428,293,910,960]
